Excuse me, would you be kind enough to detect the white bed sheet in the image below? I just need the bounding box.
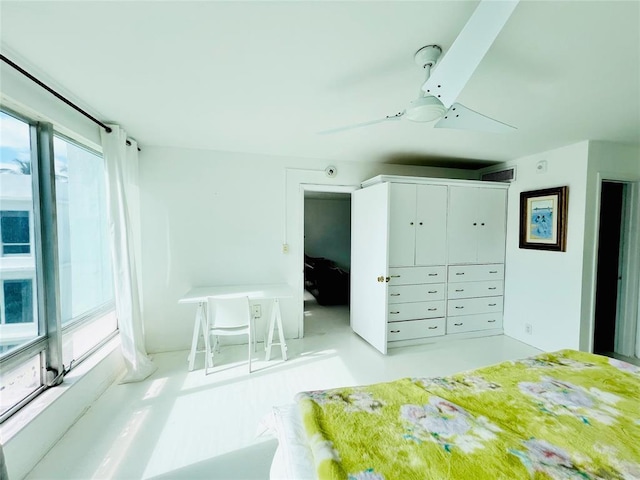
[260,403,316,480]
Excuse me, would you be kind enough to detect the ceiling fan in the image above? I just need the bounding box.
[319,0,519,135]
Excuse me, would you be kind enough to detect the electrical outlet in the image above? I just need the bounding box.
[525,323,532,335]
[252,304,261,318]
[282,243,289,253]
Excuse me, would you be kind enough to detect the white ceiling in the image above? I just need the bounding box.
[1,1,639,168]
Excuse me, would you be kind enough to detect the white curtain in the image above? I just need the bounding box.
[101,125,156,383]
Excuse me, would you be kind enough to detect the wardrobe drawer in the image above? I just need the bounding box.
[388,284,445,304]
[447,313,503,334]
[447,281,503,299]
[388,266,446,285]
[388,318,445,342]
[388,301,445,322]
[448,264,504,283]
[447,296,503,316]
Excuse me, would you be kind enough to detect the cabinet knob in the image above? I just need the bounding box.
[390,293,401,297]
[428,273,438,277]
[455,272,465,276]
[427,308,437,311]
[428,290,437,294]
[481,223,485,226]
[410,222,414,225]
[488,303,497,306]
[473,223,477,226]
[428,326,438,330]
[390,311,400,315]
[390,329,401,333]
[455,289,464,292]
[455,306,465,309]
[488,287,497,290]
[419,222,423,225]
[488,319,496,323]
[454,323,463,326]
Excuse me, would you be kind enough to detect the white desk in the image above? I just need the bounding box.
[179,284,294,371]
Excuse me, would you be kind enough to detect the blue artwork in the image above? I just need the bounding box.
[530,203,553,240]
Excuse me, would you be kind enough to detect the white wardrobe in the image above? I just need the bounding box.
[350,175,508,354]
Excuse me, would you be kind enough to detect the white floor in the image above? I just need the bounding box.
[25,296,541,480]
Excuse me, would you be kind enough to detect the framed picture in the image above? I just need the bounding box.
[519,186,568,251]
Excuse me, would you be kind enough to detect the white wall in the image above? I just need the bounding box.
[502,142,590,351]
[138,146,477,353]
[581,141,640,355]
[304,196,351,270]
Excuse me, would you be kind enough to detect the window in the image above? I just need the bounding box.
[54,135,113,325]
[0,109,116,422]
[2,279,33,324]
[1,211,31,255]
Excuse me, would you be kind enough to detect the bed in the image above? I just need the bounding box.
[265,349,640,479]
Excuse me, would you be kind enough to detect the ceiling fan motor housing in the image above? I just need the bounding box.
[405,96,447,122]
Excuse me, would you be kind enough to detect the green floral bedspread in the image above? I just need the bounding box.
[296,350,640,479]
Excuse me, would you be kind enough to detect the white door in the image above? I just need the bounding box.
[388,184,416,267]
[476,188,507,263]
[351,183,390,354]
[447,187,478,264]
[415,185,448,266]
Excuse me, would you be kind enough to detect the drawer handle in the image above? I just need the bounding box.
[428,326,438,330]
[390,311,400,315]
[456,272,465,276]
[488,303,497,306]
[455,306,465,309]
[487,319,496,323]
[390,275,401,278]
[455,289,464,292]
[454,323,463,326]
[428,273,438,277]
[390,293,401,296]
[488,287,497,290]
[428,290,437,294]
[390,329,401,333]
[427,308,437,311]
[489,271,498,274]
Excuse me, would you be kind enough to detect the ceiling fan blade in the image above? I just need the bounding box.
[434,103,516,133]
[421,0,519,107]
[317,112,404,135]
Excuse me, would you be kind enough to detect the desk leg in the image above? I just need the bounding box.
[188,302,204,371]
[265,299,288,361]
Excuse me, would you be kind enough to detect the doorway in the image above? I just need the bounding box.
[593,180,638,362]
[300,186,354,337]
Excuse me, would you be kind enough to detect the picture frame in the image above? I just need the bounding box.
[519,186,568,251]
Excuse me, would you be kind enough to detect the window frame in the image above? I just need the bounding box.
[0,106,117,423]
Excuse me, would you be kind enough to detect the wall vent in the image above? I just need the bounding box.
[481,166,516,183]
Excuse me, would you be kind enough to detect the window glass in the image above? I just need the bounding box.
[53,136,113,324]
[0,353,42,417]
[0,111,40,356]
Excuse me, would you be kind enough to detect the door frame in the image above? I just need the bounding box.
[298,183,358,338]
[590,173,640,357]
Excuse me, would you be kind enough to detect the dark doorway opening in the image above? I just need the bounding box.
[593,182,624,355]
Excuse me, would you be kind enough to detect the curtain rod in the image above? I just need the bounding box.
[1,53,140,151]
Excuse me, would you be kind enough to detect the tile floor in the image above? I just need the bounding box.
[25,295,541,479]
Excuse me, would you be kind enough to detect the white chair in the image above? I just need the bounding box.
[205,296,253,374]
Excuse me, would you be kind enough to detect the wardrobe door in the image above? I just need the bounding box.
[476,188,507,263]
[388,183,416,267]
[415,185,447,266]
[447,187,478,264]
